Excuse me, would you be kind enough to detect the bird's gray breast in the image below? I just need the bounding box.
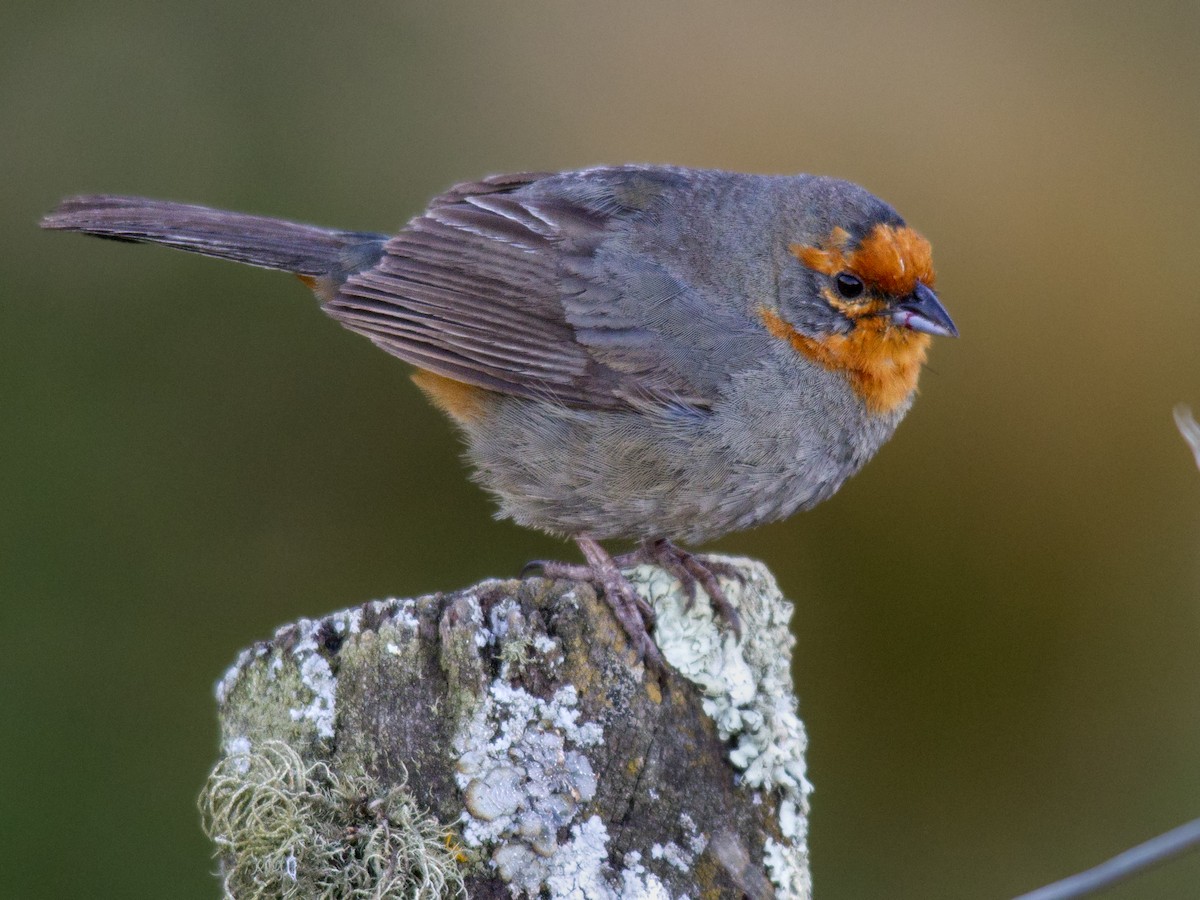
[461,343,908,544]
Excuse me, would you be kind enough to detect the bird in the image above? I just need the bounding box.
[41,166,957,667]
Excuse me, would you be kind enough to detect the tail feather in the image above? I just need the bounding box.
[40,195,386,278]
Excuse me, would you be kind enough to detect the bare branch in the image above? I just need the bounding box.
[1174,404,1200,470]
[1013,817,1200,900]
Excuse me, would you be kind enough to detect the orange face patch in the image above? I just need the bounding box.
[790,223,935,298]
[760,306,931,414]
[770,223,936,412]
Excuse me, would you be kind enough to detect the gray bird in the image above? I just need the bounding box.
[41,166,957,666]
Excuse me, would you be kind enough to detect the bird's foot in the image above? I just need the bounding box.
[525,535,662,669]
[523,536,743,663]
[631,539,743,638]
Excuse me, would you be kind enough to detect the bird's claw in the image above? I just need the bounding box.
[522,537,663,670]
[640,539,743,638]
[519,536,740,669]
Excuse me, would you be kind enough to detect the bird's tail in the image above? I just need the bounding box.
[40,195,386,279]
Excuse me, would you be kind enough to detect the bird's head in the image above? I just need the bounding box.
[763,190,957,414]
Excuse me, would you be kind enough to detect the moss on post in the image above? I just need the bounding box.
[201,558,812,899]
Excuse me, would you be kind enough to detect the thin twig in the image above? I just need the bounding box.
[1014,407,1200,900]
[1012,817,1200,900]
[1174,404,1200,471]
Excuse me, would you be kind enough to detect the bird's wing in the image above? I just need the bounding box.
[326,169,735,412]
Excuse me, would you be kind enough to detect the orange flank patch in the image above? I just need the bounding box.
[760,307,931,414]
[411,369,492,424]
[791,223,935,298]
[295,273,337,302]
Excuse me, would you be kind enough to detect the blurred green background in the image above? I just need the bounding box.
[3,1,1199,897]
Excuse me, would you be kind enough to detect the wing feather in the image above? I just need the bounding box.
[326,169,720,411]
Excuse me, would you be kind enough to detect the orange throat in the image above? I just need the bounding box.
[760,307,930,414]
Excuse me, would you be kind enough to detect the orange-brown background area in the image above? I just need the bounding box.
[3,2,1199,897]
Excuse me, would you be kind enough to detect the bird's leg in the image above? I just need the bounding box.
[636,539,743,637]
[525,537,743,644]
[526,536,662,668]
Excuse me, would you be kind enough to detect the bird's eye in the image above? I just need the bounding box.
[835,272,864,299]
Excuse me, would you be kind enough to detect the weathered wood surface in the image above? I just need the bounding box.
[202,559,811,899]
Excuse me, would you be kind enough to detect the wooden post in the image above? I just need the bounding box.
[201,559,812,899]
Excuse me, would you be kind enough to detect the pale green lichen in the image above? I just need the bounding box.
[764,835,811,900]
[200,741,465,900]
[527,816,670,900]
[454,677,683,898]
[635,557,813,900]
[454,679,603,896]
[210,567,808,898]
[215,609,362,749]
[215,599,429,757]
[455,586,706,899]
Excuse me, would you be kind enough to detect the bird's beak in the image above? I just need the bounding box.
[891,282,958,337]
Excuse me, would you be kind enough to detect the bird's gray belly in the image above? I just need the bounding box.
[459,363,908,544]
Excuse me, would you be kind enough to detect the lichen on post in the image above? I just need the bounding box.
[200,557,812,899]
